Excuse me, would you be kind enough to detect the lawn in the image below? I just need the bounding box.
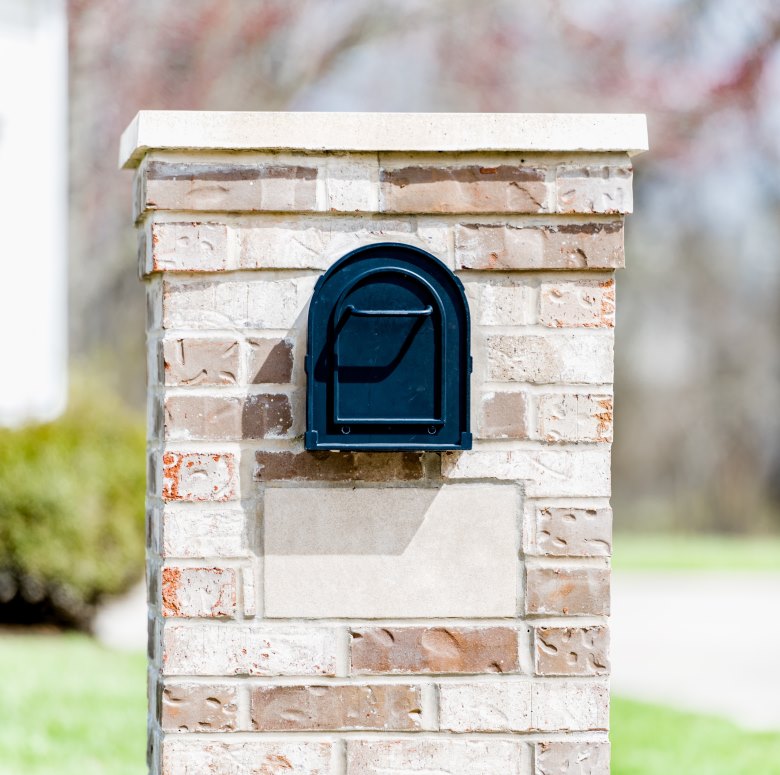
[612,533,780,572]
[0,632,146,775]
[2,632,780,774]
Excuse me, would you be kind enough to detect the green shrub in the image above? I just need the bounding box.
[0,378,146,628]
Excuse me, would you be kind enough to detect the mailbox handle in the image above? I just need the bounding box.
[344,304,433,318]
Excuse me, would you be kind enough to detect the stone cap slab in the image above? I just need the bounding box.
[119,111,649,169]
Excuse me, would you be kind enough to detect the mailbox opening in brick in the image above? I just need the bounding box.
[305,242,472,451]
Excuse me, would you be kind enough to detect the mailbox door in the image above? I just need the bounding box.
[306,243,471,451]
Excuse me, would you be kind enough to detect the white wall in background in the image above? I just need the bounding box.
[0,0,67,425]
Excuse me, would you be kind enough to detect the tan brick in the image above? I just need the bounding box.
[163,339,239,386]
[254,450,424,482]
[347,739,529,774]
[161,739,333,775]
[535,741,610,775]
[143,160,318,212]
[247,337,294,383]
[525,567,610,616]
[556,163,633,214]
[486,332,613,384]
[455,221,624,270]
[160,682,238,732]
[162,451,238,502]
[237,217,451,270]
[478,391,528,439]
[161,567,237,618]
[162,276,317,330]
[439,681,532,731]
[533,679,609,731]
[160,506,250,558]
[535,626,609,676]
[164,395,242,441]
[151,222,230,272]
[162,622,338,676]
[251,684,421,731]
[529,504,612,557]
[441,448,611,497]
[464,279,534,326]
[380,164,551,214]
[350,627,519,674]
[164,394,293,441]
[537,393,613,443]
[539,279,615,328]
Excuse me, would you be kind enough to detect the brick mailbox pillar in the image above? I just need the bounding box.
[121,112,647,775]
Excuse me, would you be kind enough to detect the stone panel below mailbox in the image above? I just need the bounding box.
[263,483,520,618]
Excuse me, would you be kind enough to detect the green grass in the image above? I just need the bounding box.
[2,633,780,774]
[612,697,780,774]
[0,632,146,775]
[612,533,780,572]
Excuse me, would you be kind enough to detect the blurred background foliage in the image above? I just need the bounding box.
[0,370,145,627]
[67,0,780,537]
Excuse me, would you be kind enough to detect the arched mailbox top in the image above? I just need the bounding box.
[305,243,472,451]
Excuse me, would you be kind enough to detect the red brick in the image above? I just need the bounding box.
[350,627,519,674]
[254,450,424,482]
[526,567,610,616]
[251,684,421,731]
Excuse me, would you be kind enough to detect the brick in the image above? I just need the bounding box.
[486,332,613,384]
[535,626,609,676]
[536,741,610,775]
[532,679,609,731]
[242,566,257,617]
[163,395,242,441]
[539,279,615,328]
[478,390,528,439]
[143,160,318,213]
[263,484,519,618]
[161,739,333,775]
[162,276,316,330]
[237,218,451,270]
[537,393,613,443]
[464,279,534,326]
[147,278,163,330]
[162,452,237,502]
[150,222,230,272]
[455,222,624,270]
[556,163,633,213]
[525,567,610,616]
[528,504,612,557]
[347,739,529,775]
[441,448,611,497]
[161,567,237,618]
[160,682,238,732]
[323,154,378,211]
[164,394,293,441]
[254,450,424,482]
[162,338,239,386]
[350,627,519,674]
[247,337,294,383]
[251,684,421,731]
[380,164,551,214]
[439,681,532,731]
[160,506,250,558]
[162,622,338,676]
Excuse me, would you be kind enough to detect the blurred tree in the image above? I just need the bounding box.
[68,0,780,532]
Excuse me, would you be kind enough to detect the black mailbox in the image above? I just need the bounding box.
[305,243,472,451]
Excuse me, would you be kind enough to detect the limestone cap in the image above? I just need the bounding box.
[119,111,649,169]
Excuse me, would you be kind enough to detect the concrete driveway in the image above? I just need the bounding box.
[611,571,780,730]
